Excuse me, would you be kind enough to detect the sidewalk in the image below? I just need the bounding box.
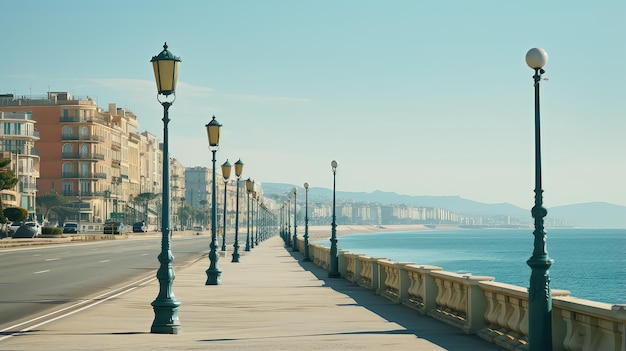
[0,236,505,351]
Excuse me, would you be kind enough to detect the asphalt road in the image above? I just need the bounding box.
[0,235,214,328]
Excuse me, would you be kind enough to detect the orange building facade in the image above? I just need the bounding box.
[0,92,163,227]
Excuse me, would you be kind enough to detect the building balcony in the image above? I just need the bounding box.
[112,159,121,167]
[59,116,87,123]
[111,141,121,150]
[19,182,38,192]
[62,152,105,160]
[0,131,40,140]
[62,171,107,179]
[62,190,110,197]
[61,134,104,143]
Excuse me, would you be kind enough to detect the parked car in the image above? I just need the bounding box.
[24,222,42,236]
[11,221,41,238]
[8,222,23,235]
[104,221,124,234]
[62,222,80,233]
[132,221,148,233]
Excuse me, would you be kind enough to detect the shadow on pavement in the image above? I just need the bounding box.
[285,245,505,351]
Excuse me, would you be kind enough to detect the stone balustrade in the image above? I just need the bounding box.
[554,296,625,351]
[303,239,625,351]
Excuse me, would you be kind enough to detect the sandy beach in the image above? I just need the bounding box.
[305,224,460,241]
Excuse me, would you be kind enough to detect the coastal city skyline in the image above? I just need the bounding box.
[1,1,624,209]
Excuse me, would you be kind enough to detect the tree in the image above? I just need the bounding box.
[177,203,193,228]
[135,192,159,221]
[0,158,19,224]
[52,206,76,227]
[36,190,70,224]
[3,207,28,222]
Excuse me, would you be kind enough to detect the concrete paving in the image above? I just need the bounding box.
[0,235,506,351]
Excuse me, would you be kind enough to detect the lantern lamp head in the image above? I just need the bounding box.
[206,116,222,148]
[221,160,232,180]
[234,159,244,178]
[151,42,181,97]
[245,178,254,193]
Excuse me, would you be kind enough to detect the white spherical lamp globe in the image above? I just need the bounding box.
[526,48,548,69]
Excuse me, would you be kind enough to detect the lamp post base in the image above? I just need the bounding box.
[151,299,181,334]
[205,269,222,285]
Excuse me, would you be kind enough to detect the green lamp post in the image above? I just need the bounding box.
[255,192,261,246]
[280,203,286,244]
[205,116,222,285]
[251,191,257,249]
[292,187,298,252]
[232,159,244,262]
[245,178,253,251]
[149,42,182,334]
[328,160,340,278]
[303,182,311,261]
[287,195,291,247]
[220,160,232,252]
[525,47,553,351]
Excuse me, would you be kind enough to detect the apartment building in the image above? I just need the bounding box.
[183,166,263,231]
[0,92,165,227]
[184,166,210,209]
[0,110,40,219]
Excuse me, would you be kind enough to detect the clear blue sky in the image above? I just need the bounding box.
[2,1,624,208]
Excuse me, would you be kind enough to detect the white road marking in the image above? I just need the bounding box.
[0,274,155,342]
[99,260,110,263]
[34,270,50,274]
[45,258,60,261]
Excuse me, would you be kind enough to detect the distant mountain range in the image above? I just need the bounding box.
[262,183,626,229]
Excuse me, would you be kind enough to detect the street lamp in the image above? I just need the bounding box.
[149,42,181,334]
[303,182,311,261]
[205,116,222,285]
[328,160,340,278]
[525,47,553,351]
[220,160,232,252]
[292,187,298,252]
[245,178,253,251]
[251,190,257,249]
[255,193,261,246]
[287,196,291,247]
[280,202,286,244]
[232,159,244,262]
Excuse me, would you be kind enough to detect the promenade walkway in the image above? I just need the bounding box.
[0,235,505,351]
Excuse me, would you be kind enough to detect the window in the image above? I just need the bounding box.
[62,181,72,196]
[80,180,90,195]
[80,162,90,177]
[62,162,73,177]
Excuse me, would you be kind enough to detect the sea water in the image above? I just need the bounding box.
[316,228,625,304]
